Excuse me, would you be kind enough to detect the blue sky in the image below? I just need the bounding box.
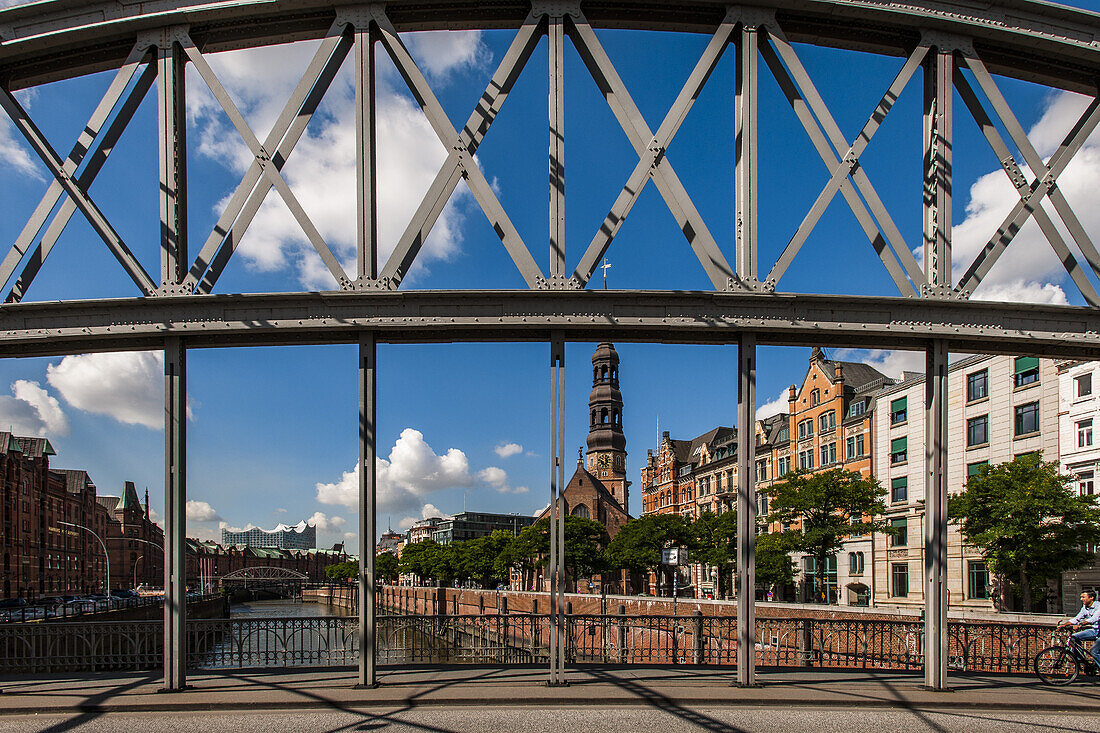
[1,1,1099,552]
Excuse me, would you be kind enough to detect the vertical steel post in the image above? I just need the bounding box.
[157,32,187,292]
[924,340,949,690]
[735,333,757,686]
[163,336,186,690]
[548,13,566,278]
[735,21,758,286]
[548,332,566,685]
[355,21,377,282]
[358,332,378,686]
[923,47,952,292]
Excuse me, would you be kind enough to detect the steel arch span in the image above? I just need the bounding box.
[4,0,1100,692]
[220,567,309,582]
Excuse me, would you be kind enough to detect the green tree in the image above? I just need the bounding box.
[324,560,358,581]
[763,468,890,603]
[460,531,515,587]
[504,516,610,590]
[375,552,398,584]
[949,454,1100,611]
[399,539,448,584]
[755,531,796,593]
[690,511,737,596]
[606,514,694,592]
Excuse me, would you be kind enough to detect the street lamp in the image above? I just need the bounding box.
[58,521,109,594]
[110,536,164,589]
[132,555,143,588]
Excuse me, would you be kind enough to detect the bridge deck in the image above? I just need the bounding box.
[1,666,1097,715]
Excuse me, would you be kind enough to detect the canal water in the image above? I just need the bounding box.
[230,599,352,619]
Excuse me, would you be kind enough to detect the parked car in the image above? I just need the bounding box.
[0,597,26,609]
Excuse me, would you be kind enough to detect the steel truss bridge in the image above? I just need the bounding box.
[219,567,309,583]
[3,0,1100,692]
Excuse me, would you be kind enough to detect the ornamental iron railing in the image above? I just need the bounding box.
[0,613,1062,674]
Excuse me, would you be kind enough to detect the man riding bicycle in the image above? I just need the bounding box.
[1058,590,1100,673]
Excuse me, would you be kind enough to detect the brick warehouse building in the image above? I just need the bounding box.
[0,434,112,599]
[97,480,165,592]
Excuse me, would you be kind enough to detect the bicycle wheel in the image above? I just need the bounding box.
[1035,646,1080,685]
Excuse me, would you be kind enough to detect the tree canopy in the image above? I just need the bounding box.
[763,468,889,603]
[606,514,694,577]
[949,453,1100,611]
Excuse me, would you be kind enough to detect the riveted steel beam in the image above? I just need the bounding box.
[1,290,1099,358]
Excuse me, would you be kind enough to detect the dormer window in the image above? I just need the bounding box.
[810,389,820,407]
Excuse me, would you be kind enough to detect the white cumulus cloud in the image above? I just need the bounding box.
[186,500,222,522]
[931,90,1100,304]
[0,380,69,436]
[397,503,451,530]
[755,387,790,421]
[46,352,164,429]
[306,511,346,531]
[189,30,489,290]
[494,442,523,458]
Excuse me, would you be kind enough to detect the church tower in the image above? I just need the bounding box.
[586,342,629,508]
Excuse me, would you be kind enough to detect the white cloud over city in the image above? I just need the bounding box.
[315,427,519,523]
[0,379,69,436]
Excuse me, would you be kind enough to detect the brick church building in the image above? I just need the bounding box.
[538,341,632,538]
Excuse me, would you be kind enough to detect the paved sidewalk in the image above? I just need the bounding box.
[2,666,1099,715]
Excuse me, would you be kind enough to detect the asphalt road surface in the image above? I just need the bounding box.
[4,707,1100,732]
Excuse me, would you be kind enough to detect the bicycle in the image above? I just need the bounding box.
[1034,630,1099,685]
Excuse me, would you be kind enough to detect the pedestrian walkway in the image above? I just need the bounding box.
[2,666,1098,716]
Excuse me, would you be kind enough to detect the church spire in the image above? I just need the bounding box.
[586,342,629,509]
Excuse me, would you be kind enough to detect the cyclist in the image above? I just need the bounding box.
[1058,590,1100,673]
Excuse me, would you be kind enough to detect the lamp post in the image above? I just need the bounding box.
[132,555,143,588]
[110,536,164,589]
[58,521,109,593]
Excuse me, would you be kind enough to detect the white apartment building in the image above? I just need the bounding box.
[1057,360,1100,608]
[872,355,1059,612]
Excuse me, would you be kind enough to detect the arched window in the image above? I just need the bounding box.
[601,408,609,424]
[571,503,590,519]
[593,367,598,380]
[591,410,596,426]
[810,389,820,406]
[613,409,619,424]
[602,365,609,379]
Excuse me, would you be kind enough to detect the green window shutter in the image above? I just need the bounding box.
[1015,356,1039,374]
[891,437,907,453]
[891,397,907,411]
[891,477,907,489]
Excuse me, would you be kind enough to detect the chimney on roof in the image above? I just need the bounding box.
[811,346,824,363]
[835,363,844,384]
[788,385,797,405]
[662,430,670,441]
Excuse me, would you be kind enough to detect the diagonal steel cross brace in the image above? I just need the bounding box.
[569,11,735,290]
[766,41,930,289]
[954,87,1100,297]
[954,68,1100,306]
[180,32,351,289]
[187,20,354,294]
[573,11,738,287]
[956,52,1100,299]
[1,42,157,303]
[0,78,158,295]
[374,8,544,289]
[761,23,922,296]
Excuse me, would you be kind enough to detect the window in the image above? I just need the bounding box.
[890,397,907,425]
[967,461,988,483]
[1080,419,1095,448]
[803,555,838,604]
[797,419,813,439]
[1078,471,1095,497]
[810,389,820,407]
[777,457,791,476]
[1014,356,1039,388]
[820,443,836,466]
[848,400,866,418]
[967,415,989,447]
[759,494,769,515]
[849,551,865,575]
[890,517,908,547]
[967,369,988,402]
[849,513,864,537]
[891,437,907,464]
[968,561,990,600]
[777,427,789,443]
[798,449,814,470]
[1015,401,1040,436]
[756,460,768,482]
[1076,373,1093,398]
[891,477,908,503]
[891,563,909,597]
[819,411,836,433]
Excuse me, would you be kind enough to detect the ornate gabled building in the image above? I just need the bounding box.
[98,480,164,592]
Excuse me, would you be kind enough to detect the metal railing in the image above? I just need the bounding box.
[0,595,166,623]
[0,613,1063,674]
